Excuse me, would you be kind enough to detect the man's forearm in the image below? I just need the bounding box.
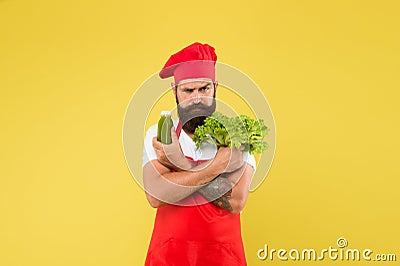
[197,175,233,211]
[144,146,246,208]
[168,157,234,211]
[197,164,252,213]
[143,160,223,205]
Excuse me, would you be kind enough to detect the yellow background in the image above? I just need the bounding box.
[1,0,399,265]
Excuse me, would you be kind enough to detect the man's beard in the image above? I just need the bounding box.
[177,98,216,134]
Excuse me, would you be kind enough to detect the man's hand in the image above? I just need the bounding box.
[213,146,245,173]
[152,127,192,171]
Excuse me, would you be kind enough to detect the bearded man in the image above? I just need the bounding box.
[142,42,256,266]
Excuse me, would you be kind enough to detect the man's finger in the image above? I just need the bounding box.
[152,136,161,149]
[170,126,179,142]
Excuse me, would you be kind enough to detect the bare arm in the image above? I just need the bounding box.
[197,163,254,214]
[143,146,244,208]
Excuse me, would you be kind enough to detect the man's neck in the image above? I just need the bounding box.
[183,129,194,139]
[178,120,195,139]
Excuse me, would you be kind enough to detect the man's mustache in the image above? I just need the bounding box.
[179,104,213,120]
[177,99,216,133]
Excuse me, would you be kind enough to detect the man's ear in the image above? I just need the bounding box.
[171,83,177,97]
[214,81,218,95]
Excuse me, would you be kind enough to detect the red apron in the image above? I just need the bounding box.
[144,122,247,266]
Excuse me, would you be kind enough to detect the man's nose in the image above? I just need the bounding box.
[192,90,201,104]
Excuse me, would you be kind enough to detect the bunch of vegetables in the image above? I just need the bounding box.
[192,112,269,154]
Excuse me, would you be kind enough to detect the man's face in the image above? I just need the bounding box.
[174,80,217,133]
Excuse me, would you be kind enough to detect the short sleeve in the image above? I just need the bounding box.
[142,124,158,167]
[243,151,257,172]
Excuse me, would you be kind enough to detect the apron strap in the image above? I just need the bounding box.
[175,121,207,165]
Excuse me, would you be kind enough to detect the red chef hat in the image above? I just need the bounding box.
[159,42,217,85]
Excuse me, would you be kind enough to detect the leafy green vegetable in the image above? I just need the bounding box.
[192,112,269,154]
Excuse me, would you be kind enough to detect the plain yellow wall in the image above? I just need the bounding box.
[1,1,399,265]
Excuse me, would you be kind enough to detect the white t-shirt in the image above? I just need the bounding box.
[142,120,257,170]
